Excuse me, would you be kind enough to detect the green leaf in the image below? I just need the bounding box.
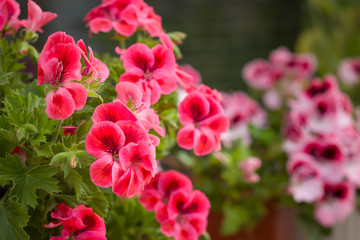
[88,191,109,218]
[0,155,60,209]
[0,199,30,240]
[87,91,103,102]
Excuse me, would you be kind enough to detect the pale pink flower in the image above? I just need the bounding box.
[19,0,57,33]
[338,58,360,85]
[314,182,355,227]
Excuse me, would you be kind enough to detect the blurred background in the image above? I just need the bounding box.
[16,0,360,239]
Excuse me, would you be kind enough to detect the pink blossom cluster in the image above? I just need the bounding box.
[139,170,211,240]
[37,32,109,120]
[84,0,162,37]
[45,203,106,240]
[0,0,57,35]
[221,91,267,146]
[177,84,230,156]
[338,57,360,85]
[238,157,262,183]
[85,101,159,198]
[283,75,360,226]
[242,47,317,109]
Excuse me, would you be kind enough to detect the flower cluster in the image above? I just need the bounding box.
[45,203,106,240]
[242,47,317,109]
[37,31,109,120]
[283,75,360,226]
[177,85,230,156]
[139,170,211,240]
[84,0,163,37]
[0,0,56,35]
[85,101,158,198]
[221,91,267,147]
[338,57,360,85]
[238,157,262,183]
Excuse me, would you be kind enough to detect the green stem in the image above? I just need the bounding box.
[120,39,126,49]
[0,188,11,205]
[54,120,63,143]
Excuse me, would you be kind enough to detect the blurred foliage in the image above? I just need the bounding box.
[296,0,360,76]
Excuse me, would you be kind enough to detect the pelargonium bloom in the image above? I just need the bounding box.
[314,182,355,227]
[85,101,157,198]
[120,43,177,104]
[84,0,163,37]
[177,88,229,156]
[238,157,262,183]
[19,0,57,33]
[139,170,193,212]
[77,39,109,83]
[221,91,266,146]
[287,154,324,203]
[84,0,138,36]
[45,203,107,240]
[0,0,21,34]
[37,32,87,120]
[161,190,210,240]
[338,57,360,85]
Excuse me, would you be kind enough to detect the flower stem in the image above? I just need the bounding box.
[54,120,63,143]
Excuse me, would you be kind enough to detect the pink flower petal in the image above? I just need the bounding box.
[45,87,75,120]
[193,128,216,156]
[177,125,195,150]
[63,82,87,110]
[92,101,138,124]
[90,155,114,188]
[85,121,125,159]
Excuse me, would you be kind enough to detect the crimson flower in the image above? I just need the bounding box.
[37,32,87,120]
[120,43,177,104]
[45,203,107,240]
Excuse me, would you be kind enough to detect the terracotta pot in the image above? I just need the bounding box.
[207,203,298,240]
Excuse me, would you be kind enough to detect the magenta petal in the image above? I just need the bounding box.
[92,101,138,124]
[158,170,193,199]
[44,221,62,228]
[139,189,161,211]
[151,44,176,71]
[179,92,210,125]
[201,114,229,134]
[155,202,170,224]
[193,128,216,156]
[113,20,137,37]
[41,31,75,53]
[63,82,87,110]
[89,17,113,34]
[177,125,195,150]
[115,81,143,107]
[50,237,66,240]
[85,121,125,159]
[75,231,107,240]
[112,167,131,197]
[45,87,75,120]
[153,72,177,95]
[116,120,148,145]
[90,156,114,188]
[183,190,211,216]
[123,43,154,72]
[160,219,176,237]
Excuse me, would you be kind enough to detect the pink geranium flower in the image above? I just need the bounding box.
[120,43,177,104]
[314,182,355,227]
[77,40,109,83]
[221,91,267,146]
[177,90,229,156]
[37,32,87,120]
[238,157,262,183]
[45,203,107,240]
[338,58,360,85]
[19,0,57,33]
[85,101,157,198]
[139,170,193,212]
[287,153,324,203]
[84,0,138,36]
[161,190,210,240]
[0,0,21,34]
